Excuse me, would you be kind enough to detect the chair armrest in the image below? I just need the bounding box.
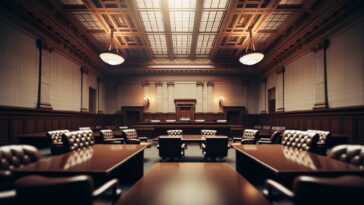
[241,139,256,144]
[181,143,187,150]
[93,179,122,201]
[257,139,271,144]
[201,143,206,149]
[264,179,294,200]
[139,137,148,142]
[233,137,242,142]
[126,139,141,144]
[0,190,16,204]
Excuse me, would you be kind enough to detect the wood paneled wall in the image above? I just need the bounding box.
[245,107,364,144]
[0,107,113,144]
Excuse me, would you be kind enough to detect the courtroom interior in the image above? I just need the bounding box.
[0,0,363,205]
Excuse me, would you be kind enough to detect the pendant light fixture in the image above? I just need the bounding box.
[239,27,264,65]
[99,28,124,65]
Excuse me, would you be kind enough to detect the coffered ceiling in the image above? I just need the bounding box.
[1,0,360,75]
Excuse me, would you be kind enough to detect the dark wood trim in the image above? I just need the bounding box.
[0,106,109,144]
[323,39,329,109]
[245,106,364,144]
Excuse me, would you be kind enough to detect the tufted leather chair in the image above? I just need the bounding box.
[62,130,95,152]
[99,129,123,144]
[257,131,282,144]
[122,129,147,144]
[167,130,183,136]
[158,136,186,161]
[14,175,122,205]
[307,130,331,154]
[201,136,228,161]
[0,145,41,192]
[79,127,92,131]
[241,129,260,144]
[264,175,364,205]
[47,130,70,155]
[281,130,319,152]
[327,144,364,168]
[201,129,217,137]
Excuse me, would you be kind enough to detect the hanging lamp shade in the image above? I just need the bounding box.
[100,28,124,65]
[99,52,124,65]
[239,52,264,65]
[239,28,264,65]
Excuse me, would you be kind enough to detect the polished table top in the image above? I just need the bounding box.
[233,144,363,173]
[14,144,146,175]
[116,163,270,205]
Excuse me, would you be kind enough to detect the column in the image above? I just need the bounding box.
[276,67,285,112]
[36,39,53,110]
[162,82,168,113]
[167,82,175,112]
[261,78,267,114]
[196,82,203,112]
[312,40,329,109]
[80,67,89,112]
[97,78,104,113]
[207,81,214,112]
[155,81,162,112]
[202,82,208,112]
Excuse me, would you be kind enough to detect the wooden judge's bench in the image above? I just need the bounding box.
[122,101,246,138]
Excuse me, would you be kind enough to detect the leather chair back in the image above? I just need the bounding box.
[79,127,92,131]
[167,130,183,136]
[0,145,41,171]
[327,144,364,168]
[201,129,217,136]
[282,130,319,152]
[158,136,183,158]
[47,130,69,155]
[123,129,139,139]
[293,175,364,205]
[242,129,259,143]
[307,130,331,145]
[100,129,114,140]
[62,130,95,151]
[47,130,69,145]
[204,136,228,158]
[15,175,94,205]
[270,131,282,144]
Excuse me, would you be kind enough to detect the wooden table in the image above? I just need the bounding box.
[233,144,364,187]
[17,130,123,148]
[14,144,146,186]
[116,163,270,205]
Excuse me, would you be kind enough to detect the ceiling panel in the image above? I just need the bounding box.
[169,11,195,32]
